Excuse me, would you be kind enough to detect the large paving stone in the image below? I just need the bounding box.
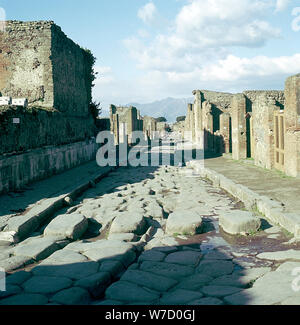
[138,250,166,263]
[164,251,202,266]
[109,212,147,236]
[219,211,261,235]
[105,281,159,303]
[0,284,22,299]
[75,272,111,298]
[32,250,99,280]
[12,236,60,261]
[0,293,48,305]
[201,285,243,298]
[256,249,300,261]
[197,260,234,278]
[203,249,232,260]
[140,261,194,280]
[83,243,136,268]
[23,276,72,294]
[166,210,203,236]
[160,289,203,305]
[108,233,137,242]
[176,274,213,291]
[6,271,32,286]
[51,287,90,305]
[0,231,19,246]
[99,260,125,277]
[0,256,33,272]
[44,213,88,240]
[121,269,178,292]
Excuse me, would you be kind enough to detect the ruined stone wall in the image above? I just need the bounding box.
[0,21,53,107]
[143,116,157,139]
[0,21,93,116]
[0,140,98,194]
[0,106,96,155]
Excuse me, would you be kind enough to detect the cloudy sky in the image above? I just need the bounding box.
[1,0,300,111]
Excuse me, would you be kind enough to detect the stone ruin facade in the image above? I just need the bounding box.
[184,73,300,177]
[0,21,99,193]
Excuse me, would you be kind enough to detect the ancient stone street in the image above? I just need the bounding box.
[1,150,299,305]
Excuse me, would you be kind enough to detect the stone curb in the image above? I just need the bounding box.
[187,161,300,238]
[3,166,116,242]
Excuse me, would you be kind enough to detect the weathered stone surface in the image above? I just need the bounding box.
[0,256,33,272]
[121,270,178,292]
[75,272,111,298]
[0,293,48,305]
[197,260,234,278]
[219,211,261,235]
[0,231,19,246]
[23,276,72,294]
[6,271,32,286]
[203,250,232,260]
[12,236,60,261]
[138,250,166,263]
[166,210,203,236]
[176,274,213,291]
[164,251,202,266]
[99,260,125,277]
[281,296,300,305]
[108,233,137,242]
[109,213,147,235]
[51,287,90,305]
[160,289,203,305]
[188,297,224,305]
[257,249,300,261]
[105,281,159,303]
[201,285,243,298]
[32,250,99,280]
[0,284,22,299]
[44,214,88,240]
[140,261,194,280]
[83,242,136,267]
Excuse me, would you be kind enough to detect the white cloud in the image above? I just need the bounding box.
[292,7,300,32]
[275,0,290,12]
[138,2,157,24]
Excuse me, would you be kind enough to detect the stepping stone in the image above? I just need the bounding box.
[12,236,60,261]
[219,211,261,235]
[160,289,203,305]
[23,276,72,294]
[138,250,166,263]
[201,285,243,298]
[121,269,178,292]
[188,297,223,305]
[6,271,31,286]
[0,293,48,305]
[257,250,300,261]
[109,212,147,235]
[105,281,159,303]
[140,261,194,280]
[32,250,99,280]
[176,274,213,291]
[51,287,90,305]
[166,210,203,236]
[44,214,88,240]
[164,251,202,266]
[197,260,234,278]
[83,243,136,268]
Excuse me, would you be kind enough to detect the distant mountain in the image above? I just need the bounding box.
[128,97,194,123]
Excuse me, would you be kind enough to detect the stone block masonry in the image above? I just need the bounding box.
[0,21,93,116]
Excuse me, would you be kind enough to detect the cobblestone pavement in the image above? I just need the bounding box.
[0,163,300,305]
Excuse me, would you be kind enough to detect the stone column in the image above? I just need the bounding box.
[220,112,231,154]
[284,74,300,176]
[231,94,247,160]
[193,90,202,144]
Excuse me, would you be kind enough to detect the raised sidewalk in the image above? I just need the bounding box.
[188,156,300,238]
